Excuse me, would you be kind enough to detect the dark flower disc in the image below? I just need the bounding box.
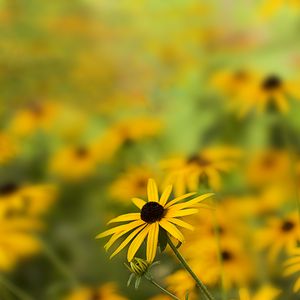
[141,201,165,223]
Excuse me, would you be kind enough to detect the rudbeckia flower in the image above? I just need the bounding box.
[49,144,100,181]
[284,247,300,293]
[64,283,127,300]
[109,166,156,203]
[8,101,60,137]
[240,74,300,116]
[97,178,213,262]
[234,285,280,300]
[256,212,300,261]
[162,147,241,195]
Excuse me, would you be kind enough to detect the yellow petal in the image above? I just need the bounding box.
[132,198,146,209]
[164,192,197,209]
[96,220,144,239]
[146,222,159,262]
[147,178,159,202]
[159,219,184,243]
[127,225,150,261]
[109,224,146,259]
[168,193,214,210]
[108,213,140,224]
[168,218,194,231]
[294,277,300,293]
[165,208,199,218]
[159,184,172,206]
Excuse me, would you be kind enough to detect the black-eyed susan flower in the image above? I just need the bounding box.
[0,214,42,271]
[256,212,300,261]
[246,150,291,187]
[240,74,300,116]
[8,101,60,137]
[162,146,241,195]
[97,178,213,262]
[181,237,253,290]
[0,182,57,217]
[109,166,156,203]
[64,283,127,300]
[283,247,300,293]
[233,285,280,300]
[49,144,100,181]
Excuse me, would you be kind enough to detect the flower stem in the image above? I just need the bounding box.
[0,275,34,300]
[167,237,215,300]
[145,276,180,300]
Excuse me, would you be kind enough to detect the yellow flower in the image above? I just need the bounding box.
[49,144,99,181]
[109,166,156,203]
[181,237,253,289]
[97,178,213,262]
[233,285,280,300]
[64,283,127,300]
[0,132,17,164]
[8,101,60,137]
[0,215,42,271]
[256,212,300,261]
[246,150,290,187]
[240,74,300,116]
[0,182,57,217]
[162,146,241,195]
[284,247,300,293]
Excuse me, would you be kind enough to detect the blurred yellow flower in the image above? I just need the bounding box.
[0,182,57,217]
[97,178,213,262]
[8,101,60,137]
[246,150,290,187]
[162,146,241,195]
[284,247,300,293]
[109,166,157,203]
[233,285,280,300]
[64,283,127,300]
[256,212,300,261]
[49,144,100,181]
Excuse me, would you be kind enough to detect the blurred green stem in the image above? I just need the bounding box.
[145,276,180,300]
[167,237,215,300]
[0,275,34,300]
[40,239,78,287]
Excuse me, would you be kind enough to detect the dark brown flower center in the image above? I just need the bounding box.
[281,220,295,232]
[141,201,165,223]
[90,290,101,300]
[221,250,233,261]
[262,75,282,91]
[187,155,210,167]
[0,182,19,196]
[75,147,89,158]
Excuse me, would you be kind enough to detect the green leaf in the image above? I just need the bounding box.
[158,228,168,252]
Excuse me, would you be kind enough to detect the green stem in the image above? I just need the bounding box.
[40,239,78,287]
[167,237,215,300]
[0,275,34,300]
[145,276,180,300]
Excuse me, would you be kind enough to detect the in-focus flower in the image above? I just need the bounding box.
[284,247,300,293]
[97,178,213,262]
[162,146,241,195]
[256,212,300,261]
[64,283,127,300]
